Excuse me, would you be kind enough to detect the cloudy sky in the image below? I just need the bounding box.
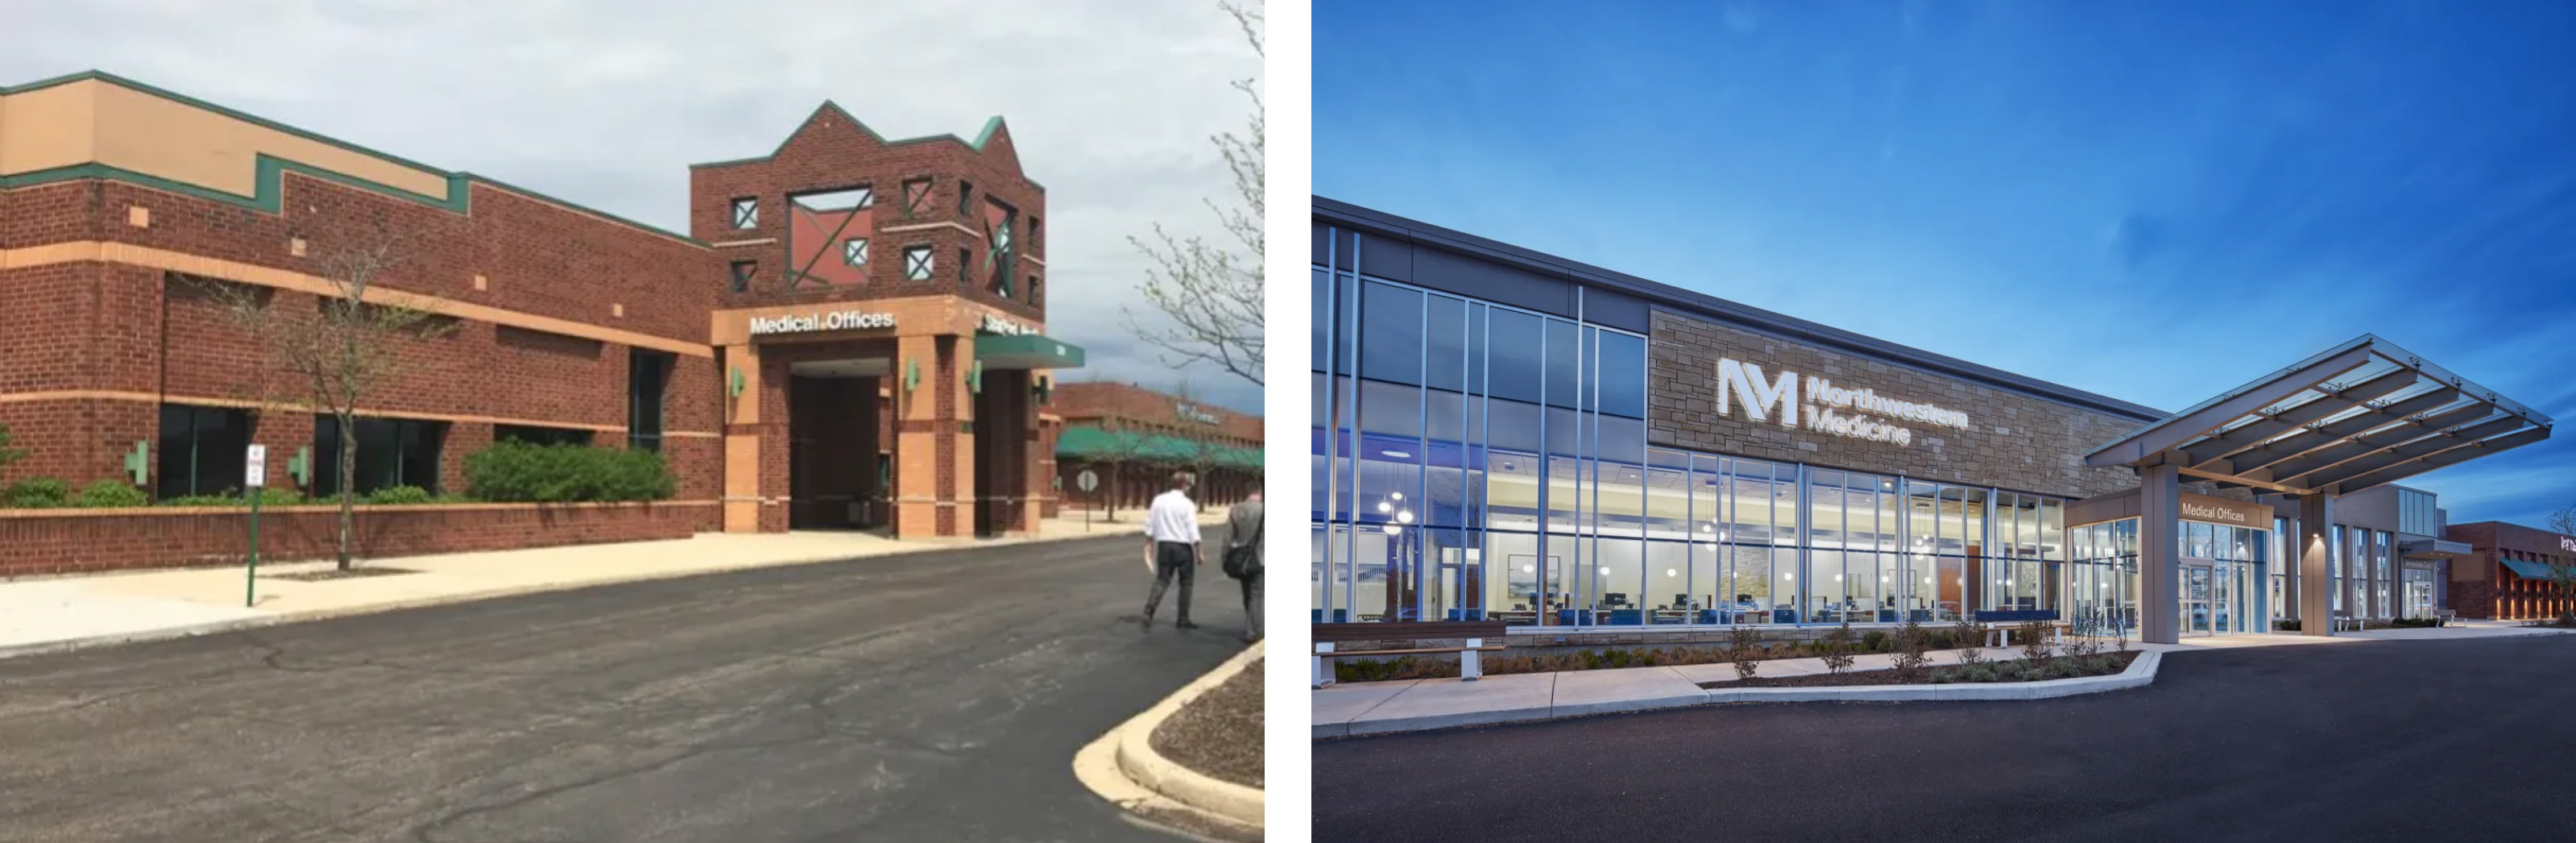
[1,0,1265,413]
[1319,0,2576,528]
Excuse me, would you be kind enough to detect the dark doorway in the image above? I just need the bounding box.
[787,372,885,529]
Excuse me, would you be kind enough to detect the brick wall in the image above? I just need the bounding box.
[0,501,710,577]
[1054,380,1263,446]
[689,106,1046,320]
[0,169,725,505]
[1650,310,2151,499]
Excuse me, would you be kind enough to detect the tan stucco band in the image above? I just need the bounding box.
[0,78,448,197]
[2,241,714,357]
[707,294,1045,347]
[0,389,718,438]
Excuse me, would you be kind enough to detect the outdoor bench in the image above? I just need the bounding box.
[1313,621,1506,688]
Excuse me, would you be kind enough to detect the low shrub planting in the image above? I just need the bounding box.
[362,484,434,505]
[2,477,70,509]
[75,480,148,509]
[1929,650,2140,684]
[464,441,674,503]
[159,488,309,507]
[1820,621,1857,675]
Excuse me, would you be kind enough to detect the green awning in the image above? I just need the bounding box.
[976,334,1085,369]
[1057,427,1260,468]
[2499,559,2562,579]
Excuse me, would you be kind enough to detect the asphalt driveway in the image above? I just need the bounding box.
[0,531,1250,842]
[1315,634,2576,842]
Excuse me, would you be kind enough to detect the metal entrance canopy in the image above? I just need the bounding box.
[2085,334,2552,496]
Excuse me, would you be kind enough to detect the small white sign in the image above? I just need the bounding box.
[979,314,1037,336]
[244,444,268,488]
[1077,469,1100,493]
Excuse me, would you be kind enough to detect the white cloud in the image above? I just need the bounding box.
[0,0,1266,413]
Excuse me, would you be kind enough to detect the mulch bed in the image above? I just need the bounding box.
[1700,650,2143,689]
[1151,658,1263,789]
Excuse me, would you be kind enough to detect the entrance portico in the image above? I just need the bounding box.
[712,297,1081,538]
[2085,334,2550,643]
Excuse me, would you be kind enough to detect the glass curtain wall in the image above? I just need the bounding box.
[2066,520,2139,636]
[1310,262,2073,629]
[1311,267,1647,625]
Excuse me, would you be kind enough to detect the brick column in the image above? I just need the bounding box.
[893,334,972,538]
[719,343,772,533]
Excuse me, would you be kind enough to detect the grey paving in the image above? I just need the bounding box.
[1315,635,2576,842]
[0,532,1249,842]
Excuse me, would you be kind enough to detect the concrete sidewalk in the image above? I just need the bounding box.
[1315,625,2576,737]
[0,512,1216,660]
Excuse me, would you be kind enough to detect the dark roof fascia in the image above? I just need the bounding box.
[1313,196,2167,422]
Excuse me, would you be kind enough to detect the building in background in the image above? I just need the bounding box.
[0,71,1086,577]
[2444,521,2576,621]
[1314,197,2549,645]
[1052,381,1261,516]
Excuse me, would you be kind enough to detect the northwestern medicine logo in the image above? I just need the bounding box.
[1714,358,1973,447]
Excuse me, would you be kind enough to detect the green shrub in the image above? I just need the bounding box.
[157,487,306,507]
[1862,630,1890,652]
[2,477,69,509]
[75,480,148,508]
[363,484,433,505]
[0,422,24,473]
[464,441,675,503]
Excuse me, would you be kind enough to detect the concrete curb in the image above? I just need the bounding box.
[0,526,1159,664]
[1323,650,2163,738]
[1074,642,1265,841]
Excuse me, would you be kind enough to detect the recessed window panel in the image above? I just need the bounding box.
[1359,281,1424,384]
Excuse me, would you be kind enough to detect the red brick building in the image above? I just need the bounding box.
[0,71,1079,553]
[2444,521,2576,621]
[1052,381,1261,515]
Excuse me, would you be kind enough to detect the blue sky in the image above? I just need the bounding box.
[1316,0,2576,529]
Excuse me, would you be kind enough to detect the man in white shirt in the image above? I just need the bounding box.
[1141,471,1203,631]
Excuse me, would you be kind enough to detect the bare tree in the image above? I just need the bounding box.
[1171,380,1229,512]
[203,233,451,570]
[1085,415,1154,522]
[1126,0,1264,387]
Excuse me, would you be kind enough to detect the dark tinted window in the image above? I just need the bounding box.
[495,425,594,447]
[1358,280,1423,384]
[156,404,254,498]
[1486,309,1543,403]
[1597,330,1647,418]
[629,350,673,452]
[1425,293,1467,392]
[314,416,445,496]
[1544,319,1580,410]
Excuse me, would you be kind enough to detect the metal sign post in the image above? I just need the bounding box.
[1076,469,1100,533]
[243,444,267,608]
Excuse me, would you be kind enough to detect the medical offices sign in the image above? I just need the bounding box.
[1714,358,1974,447]
[748,309,896,336]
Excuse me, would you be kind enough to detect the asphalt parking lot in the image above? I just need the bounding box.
[0,532,1249,842]
[1315,634,2576,843]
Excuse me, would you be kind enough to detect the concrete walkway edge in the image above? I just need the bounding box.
[1319,650,2164,739]
[0,521,1201,664]
[1075,641,1265,840]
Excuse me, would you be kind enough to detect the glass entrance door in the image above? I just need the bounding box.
[2212,561,2234,633]
[2182,565,2214,636]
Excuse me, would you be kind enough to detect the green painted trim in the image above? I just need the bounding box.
[1,70,707,246]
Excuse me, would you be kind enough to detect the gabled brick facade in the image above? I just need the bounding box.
[0,71,1072,557]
